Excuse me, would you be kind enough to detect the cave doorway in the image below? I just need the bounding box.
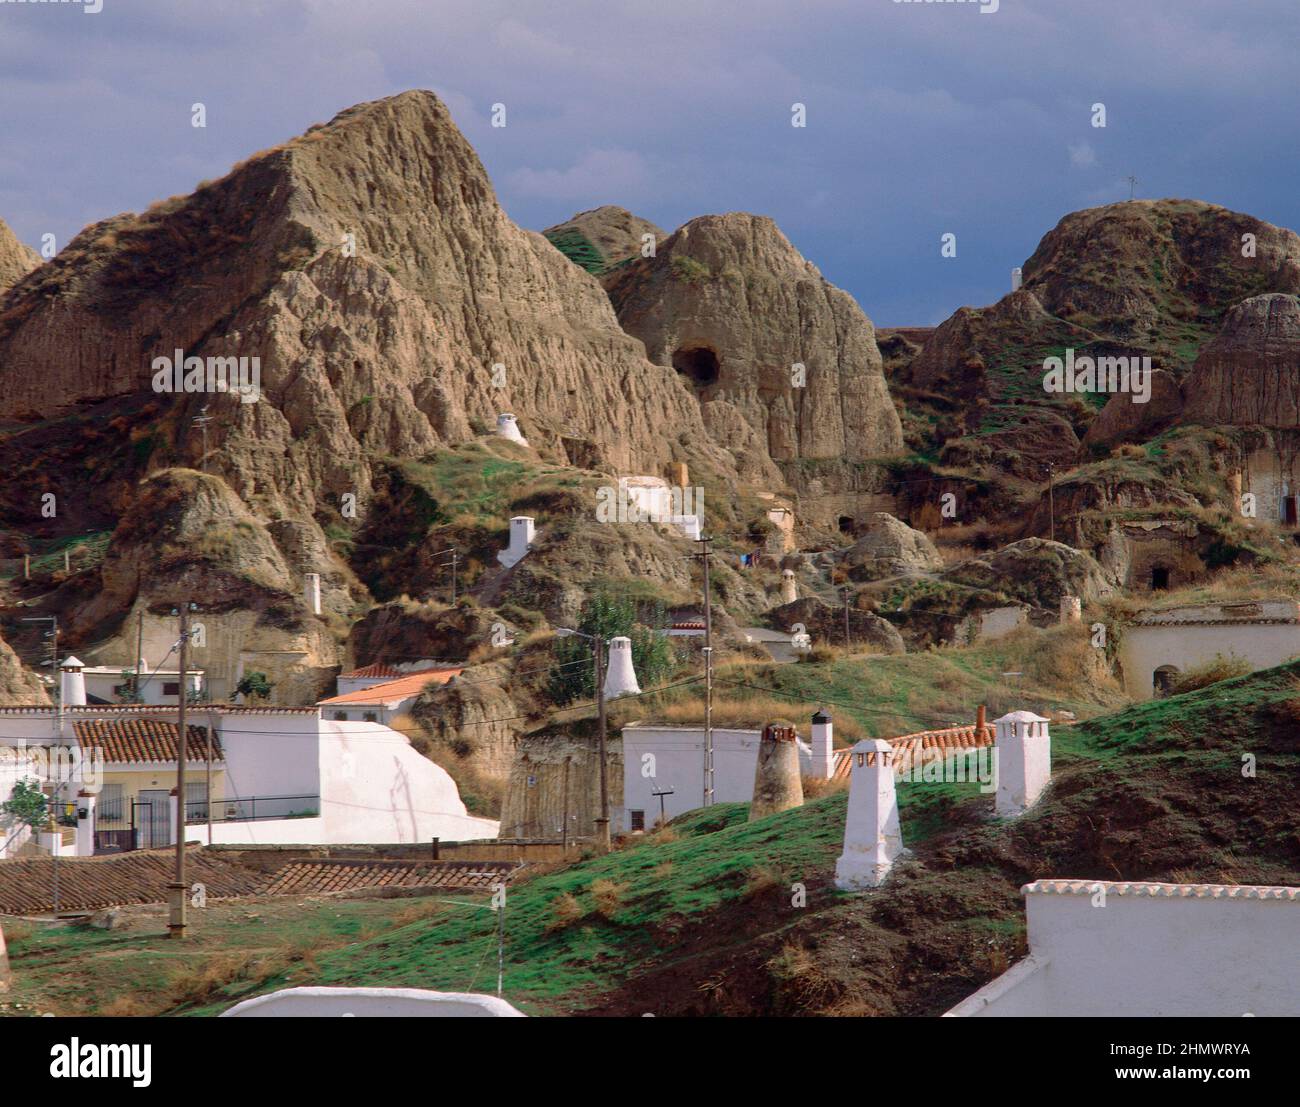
[838,516,855,536]
[1151,566,1170,591]
[1153,665,1180,698]
[672,346,720,389]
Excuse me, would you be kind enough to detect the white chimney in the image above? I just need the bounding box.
[810,709,833,779]
[994,710,1052,817]
[1059,595,1082,623]
[1011,266,1023,292]
[781,569,797,604]
[496,413,528,446]
[305,572,322,616]
[497,516,535,570]
[835,739,904,890]
[59,655,86,707]
[603,636,641,699]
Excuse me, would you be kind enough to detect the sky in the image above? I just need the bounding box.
[1,0,1298,325]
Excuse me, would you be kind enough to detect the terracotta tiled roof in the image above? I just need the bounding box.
[1023,879,1300,901]
[339,662,407,680]
[0,846,262,914]
[263,858,518,895]
[319,667,463,706]
[831,723,995,779]
[73,718,222,764]
[0,704,321,715]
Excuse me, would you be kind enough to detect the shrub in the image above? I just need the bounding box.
[1169,652,1252,695]
[589,879,626,920]
[670,255,710,283]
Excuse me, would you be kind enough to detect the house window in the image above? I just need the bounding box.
[629,810,646,832]
[362,711,379,723]
[163,682,180,696]
[332,711,348,721]
[100,783,124,822]
[185,781,209,821]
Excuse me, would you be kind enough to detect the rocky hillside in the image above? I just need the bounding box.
[604,213,903,479]
[0,218,38,293]
[1181,293,1300,426]
[543,205,665,274]
[897,200,1300,474]
[0,92,742,520]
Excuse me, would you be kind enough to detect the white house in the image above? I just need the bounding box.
[334,661,447,697]
[318,666,462,725]
[620,713,836,832]
[77,659,205,706]
[0,703,497,857]
[947,879,1300,1017]
[1119,599,1300,699]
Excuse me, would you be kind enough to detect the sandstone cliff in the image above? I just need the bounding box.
[603,212,903,481]
[0,631,47,705]
[72,468,350,703]
[0,218,38,293]
[1181,294,1300,426]
[0,92,739,517]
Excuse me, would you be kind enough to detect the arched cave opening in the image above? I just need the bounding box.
[673,346,720,388]
[1151,566,1170,591]
[838,516,855,535]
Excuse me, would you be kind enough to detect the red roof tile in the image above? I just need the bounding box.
[831,723,995,779]
[73,718,222,764]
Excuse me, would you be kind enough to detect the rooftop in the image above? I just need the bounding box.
[73,718,223,764]
[832,722,995,780]
[1023,879,1300,901]
[318,667,463,706]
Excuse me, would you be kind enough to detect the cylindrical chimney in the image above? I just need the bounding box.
[976,704,986,734]
[59,656,87,707]
[781,569,797,604]
[750,721,803,820]
[603,636,641,699]
[496,413,528,446]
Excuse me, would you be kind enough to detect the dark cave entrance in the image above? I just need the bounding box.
[673,346,720,388]
[838,516,855,536]
[1151,566,1170,591]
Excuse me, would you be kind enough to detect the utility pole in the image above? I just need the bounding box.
[133,610,145,701]
[560,756,570,851]
[22,616,59,914]
[1126,175,1137,201]
[169,604,192,939]
[1047,462,1056,544]
[696,535,715,808]
[495,885,506,997]
[843,587,852,649]
[432,547,458,604]
[192,406,213,474]
[593,632,609,851]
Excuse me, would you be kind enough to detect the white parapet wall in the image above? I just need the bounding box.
[946,880,1300,1017]
[221,987,525,1017]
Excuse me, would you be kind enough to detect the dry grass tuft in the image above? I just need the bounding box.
[589,879,627,920]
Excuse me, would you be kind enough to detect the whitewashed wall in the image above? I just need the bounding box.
[1120,622,1300,699]
[948,882,1300,1017]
